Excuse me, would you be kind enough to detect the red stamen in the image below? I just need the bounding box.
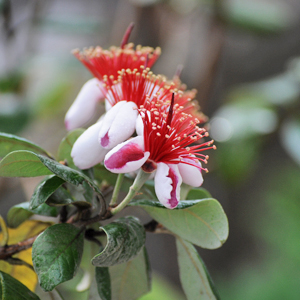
[72,44,161,82]
[138,98,214,172]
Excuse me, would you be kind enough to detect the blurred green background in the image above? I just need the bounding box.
[1,0,300,299]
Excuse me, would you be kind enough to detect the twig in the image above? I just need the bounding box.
[0,235,38,260]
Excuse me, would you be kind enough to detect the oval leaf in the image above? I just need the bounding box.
[0,132,51,159]
[0,151,52,177]
[130,199,229,249]
[96,247,151,300]
[0,271,40,300]
[176,238,220,300]
[32,223,84,291]
[92,216,145,267]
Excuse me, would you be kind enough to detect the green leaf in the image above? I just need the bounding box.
[95,267,111,300]
[0,150,103,205]
[57,129,84,169]
[30,175,66,210]
[0,132,51,159]
[0,271,40,300]
[92,216,146,267]
[186,187,212,200]
[176,238,220,300]
[0,151,53,177]
[32,223,84,291]
[45,186,75,206]
[96,247,151,300]
[130,199,228,249]
[7,202,59,228]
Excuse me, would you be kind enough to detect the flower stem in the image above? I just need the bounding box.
[111,170,151,215]
[110,173,125,206]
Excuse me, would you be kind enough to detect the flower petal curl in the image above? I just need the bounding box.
[104,136,150,173]
[71,121,109,169]
[99,101,138,149]
[65,78,104,130]
[178,158,203,187]
[154,163,182,209]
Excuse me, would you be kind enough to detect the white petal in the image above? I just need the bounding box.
[154,163,182,209]
[71,121,109,169]
[178,158,203,187]
[65,78,104,131]
[99,101,138,149]
[104,136,149,173]
[136,114,144,136]
[136,110,152,136]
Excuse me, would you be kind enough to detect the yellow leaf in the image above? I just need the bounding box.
[0,219,51,291]
[0,215,8,246]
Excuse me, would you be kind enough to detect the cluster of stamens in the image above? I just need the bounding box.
[72,44,161,82]
[102,66,177,107]
[72,22,215,174]
[138,95,216,173]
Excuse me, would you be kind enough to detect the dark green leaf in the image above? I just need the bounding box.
[7,202,59,228]
[0,150,103,205]
[92,216,145,267]
[45,186,91,209]
[176,238,220,300]
[186,187,212,200]
[32,223,84,291]
[36,154,103,202]
[30,175,66,210]
[96,247,151,300]
[130,199,228,249]
[95,267,111,300]
[0,132,51,159]
[0,271,40,300]
[57,129,84,169]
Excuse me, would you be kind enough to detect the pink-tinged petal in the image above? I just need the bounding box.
[99,101,138,149]
[65,78,104,131]
[178,158,203,187]
[104,136,150,173]
[154,163,182,209]
[71,121,109,169]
